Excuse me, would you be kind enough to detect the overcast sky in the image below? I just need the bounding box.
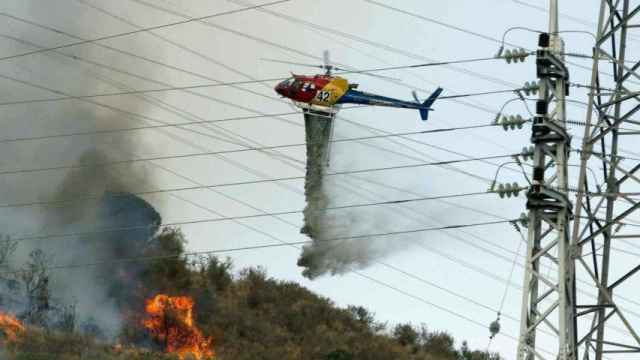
[1,1,639,358]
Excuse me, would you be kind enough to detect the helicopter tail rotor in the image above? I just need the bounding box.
[414,87,444,122]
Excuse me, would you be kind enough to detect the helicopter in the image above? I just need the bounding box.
[271,51,443,121]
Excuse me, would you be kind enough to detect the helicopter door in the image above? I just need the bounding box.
[295,79,317,102]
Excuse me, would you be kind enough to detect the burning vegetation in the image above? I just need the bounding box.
[0,176,499,360]
[0,215,500,359]
[143,294,214,360]
[0,312,24,344]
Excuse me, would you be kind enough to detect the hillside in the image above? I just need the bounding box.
[0,227,501,360]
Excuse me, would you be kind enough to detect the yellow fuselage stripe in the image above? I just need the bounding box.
[310,77,349,106]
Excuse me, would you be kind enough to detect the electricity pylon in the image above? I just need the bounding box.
[517,1,576,359]
[571,1,640,359]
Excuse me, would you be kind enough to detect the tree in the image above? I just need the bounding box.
[202,256,233,292]
[459,341,502,360]
[421,329,456,358]
[0,235,16,271]
[0,235,19,305]
[393,324,419,347]
[19,250,51,327]
[347,306,384,332]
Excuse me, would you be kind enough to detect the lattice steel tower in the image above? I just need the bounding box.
[572,1,640,359]
[517,1,640,359]
[517,1,575,359]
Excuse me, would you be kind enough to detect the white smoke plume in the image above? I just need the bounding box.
[297,113,414,279]
[0,3,168,338]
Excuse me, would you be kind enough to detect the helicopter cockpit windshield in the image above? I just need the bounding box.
[275,77,317,100]
[275,77,295,97]
[282,77,294,87]
[291,78,304,92]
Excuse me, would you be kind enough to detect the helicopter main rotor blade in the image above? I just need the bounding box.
[358,72,402,82]
[334,68,402,82]
[261,58,324,69]
[263,57,401,81]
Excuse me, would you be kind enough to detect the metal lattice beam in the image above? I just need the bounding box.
[518,2,575,359]
[571,1,640,359]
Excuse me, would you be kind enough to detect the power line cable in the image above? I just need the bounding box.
[129,0,619,185]
[338,118,518,181]
[132,0,502,116]
[0,84,522,107]
[0,211,547,352]
[351,271,555,357]
[124,0,540,176]
[0,7,312,181]
[0,31,316,179]
[0,112,496,144]
[88,1,511,214]
[3,3,636,346]
[362,0,624,80]
[227,0,517,87]
[0,35,509,231]
[0,63,507,188]
[23,108,640,338]
[0,138,514,179]
[0,72,264,152]
[207,0,561,163]
[443,220,640,323]
[324,147,640,321]
[0,14,304,133]
[101,113,554,348]
[4,6,492,190]
[77,0,524,177]
[0,0,292,63]
[0,45,312,177]
[509,0,640,43]
[487,222,526,349]
[4,219,513,263]
[0,36,510,236]
[84,0,485,186]
[0,10,525,109]
[131,0,529,135]
[510,0,594,27]
[71,0,479,189]
[8,152,580,334]
[0,112,300,144]
[43,1,640,324]
[0,156,511,209]
[0,72,524,348]
[333,166,640,324]
[11,156,555,337]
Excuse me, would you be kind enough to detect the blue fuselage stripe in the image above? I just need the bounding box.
[337,89,424,109]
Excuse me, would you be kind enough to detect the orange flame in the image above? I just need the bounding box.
[142,294,214,360]
[0,312,24,343]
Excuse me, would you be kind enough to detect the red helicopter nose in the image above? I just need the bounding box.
[275,81,290,97]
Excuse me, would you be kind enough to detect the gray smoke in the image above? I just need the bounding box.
[297,113,410,279]
[0,4,166,338]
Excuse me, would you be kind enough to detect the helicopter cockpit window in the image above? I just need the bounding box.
[291,79,304,91]
[282,78,294,87]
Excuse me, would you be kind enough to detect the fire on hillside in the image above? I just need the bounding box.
[0,312,24,344]
[142,294,214,360]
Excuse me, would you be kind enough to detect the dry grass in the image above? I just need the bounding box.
[2,327,180,360]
